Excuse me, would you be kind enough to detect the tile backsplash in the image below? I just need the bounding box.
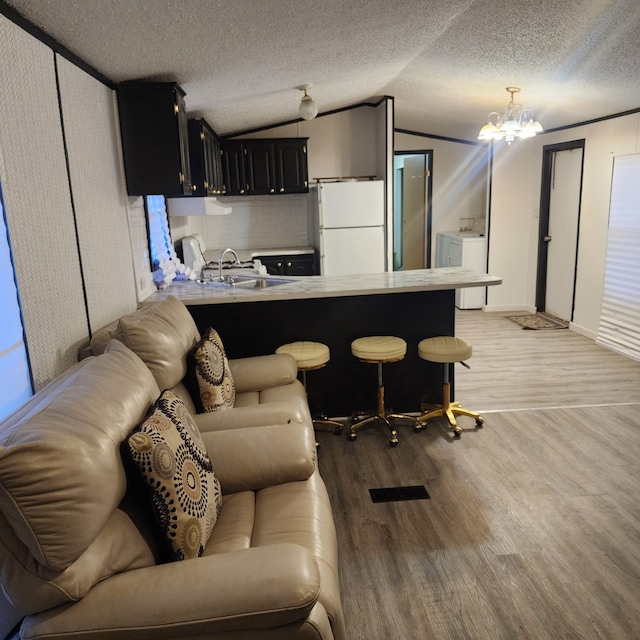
[172,193,312,250]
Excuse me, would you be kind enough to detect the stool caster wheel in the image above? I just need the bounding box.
[476,417,484,428]
[334,424,344,435]
[390,438,398,447]
[453,427,462,438]
[414,421,426,433]
[348,432,357,442]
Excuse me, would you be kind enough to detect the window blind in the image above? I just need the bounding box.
[596,153,640,361]
[0,185,32,420]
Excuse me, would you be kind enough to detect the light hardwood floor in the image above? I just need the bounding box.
[318,311,640,640]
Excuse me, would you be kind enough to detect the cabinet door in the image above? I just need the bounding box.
[256,255,286,275]
[245,141,277,195]
[276,140,308,193]
[221,141,247,195]
[116,82,193,197]
[285,254,316,276]
[175,91,192,195]
[255,254,316,276]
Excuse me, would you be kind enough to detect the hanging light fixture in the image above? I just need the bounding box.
[297,84,318,120]
[477,87,543,145]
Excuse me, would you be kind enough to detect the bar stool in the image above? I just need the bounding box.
[275,341,344,434]
[349,335,417,447]
[416,336,484,437]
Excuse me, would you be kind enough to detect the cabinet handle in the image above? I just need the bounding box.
[287,262,292,267]
[280,188,285,193]
[200,132,205,140]
[179,172,184,184]
[174,103,179,114]
[270,188,275,193]
[277,262,282,268]
[192,185,196,192]
[240,189,245,194]
[204,181,209,190]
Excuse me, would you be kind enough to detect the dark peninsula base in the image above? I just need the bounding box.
[188,289,457,419]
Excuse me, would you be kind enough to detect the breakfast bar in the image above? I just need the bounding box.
[149,268,501,418]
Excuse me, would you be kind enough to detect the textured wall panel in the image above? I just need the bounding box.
[56,56,138,330]
[0,15,88,390]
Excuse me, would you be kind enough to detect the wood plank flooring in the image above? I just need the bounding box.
[317,311,640,640]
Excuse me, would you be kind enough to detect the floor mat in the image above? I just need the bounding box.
[502,312,569,330]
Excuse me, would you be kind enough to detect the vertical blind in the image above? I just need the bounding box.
[0,183,32,420]
[596,153,640,361]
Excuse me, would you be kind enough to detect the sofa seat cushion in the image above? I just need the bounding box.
[252,471,344,639]
[188,327,235,412]
[203,491,255,555]
[127,390,222,561]
[198,470,344,640]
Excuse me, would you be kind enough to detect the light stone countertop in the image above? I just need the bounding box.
[148,267,502,306]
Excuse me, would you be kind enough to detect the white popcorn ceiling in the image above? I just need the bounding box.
[4,0,640,140]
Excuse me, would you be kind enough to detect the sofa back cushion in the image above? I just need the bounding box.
[0,341,159,573]
[111,295,201,390]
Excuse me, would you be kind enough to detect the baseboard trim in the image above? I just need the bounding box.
[482,304,537,314]
[569,322,597,340]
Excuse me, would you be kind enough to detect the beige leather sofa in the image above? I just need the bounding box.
[0,297,344,640]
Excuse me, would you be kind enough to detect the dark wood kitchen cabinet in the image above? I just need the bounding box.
[221,140,248,195]
[221,138,308,196]
[188,118,225,196]
[255,253,317,276]
[116,82,193,197]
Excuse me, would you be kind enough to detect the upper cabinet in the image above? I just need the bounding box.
[116,82,193,197]
[188,118,225,196]
[221,138,308,196]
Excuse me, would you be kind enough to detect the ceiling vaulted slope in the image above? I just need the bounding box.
[4,0,640,140]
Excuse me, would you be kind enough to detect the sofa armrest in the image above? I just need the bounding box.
[201,423,316,494]
[194,402,307,432]
[21,544,321,639]
[229,353,298,393]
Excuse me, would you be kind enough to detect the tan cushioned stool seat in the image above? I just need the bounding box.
[351,336,407,362]
[418,336,472,363]
[276,341,330,369]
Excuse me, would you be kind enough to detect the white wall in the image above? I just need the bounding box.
[394,132,489,262]
[489,112,640,336]
[0,14,138,388]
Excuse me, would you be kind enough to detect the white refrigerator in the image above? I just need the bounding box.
[314,180,386,275]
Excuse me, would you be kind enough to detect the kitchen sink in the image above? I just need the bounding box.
[199,275,293,288]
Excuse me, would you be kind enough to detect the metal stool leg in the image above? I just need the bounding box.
[349,362,417,447]
[416,362,484,437]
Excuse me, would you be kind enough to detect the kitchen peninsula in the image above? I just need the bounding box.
[149,268,501,418]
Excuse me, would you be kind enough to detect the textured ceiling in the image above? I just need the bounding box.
[4,0,640,140]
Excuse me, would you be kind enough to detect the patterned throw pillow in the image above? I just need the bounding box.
[189,327,235,412]
[127,389,222,561]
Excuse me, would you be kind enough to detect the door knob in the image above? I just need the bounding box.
[544,235,552,242]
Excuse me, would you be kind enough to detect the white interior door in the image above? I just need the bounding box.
[545,148,583,321]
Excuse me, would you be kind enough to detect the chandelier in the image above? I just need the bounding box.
[477,87,543,144]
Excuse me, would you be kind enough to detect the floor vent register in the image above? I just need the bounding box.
[369,485,431,503]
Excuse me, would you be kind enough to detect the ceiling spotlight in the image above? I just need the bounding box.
[297,84,318,120]
[478,87,543,145]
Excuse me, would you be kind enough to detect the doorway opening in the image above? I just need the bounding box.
[393,151,433,270]
[536,140,585,322]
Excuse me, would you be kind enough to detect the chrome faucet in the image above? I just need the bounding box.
[218,248,241,281]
